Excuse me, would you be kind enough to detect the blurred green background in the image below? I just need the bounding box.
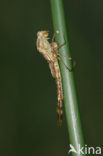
[0,0,103,156]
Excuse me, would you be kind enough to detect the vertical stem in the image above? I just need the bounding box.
[50,0,86,155]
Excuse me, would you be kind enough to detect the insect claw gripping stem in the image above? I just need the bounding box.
[58,57,73,72]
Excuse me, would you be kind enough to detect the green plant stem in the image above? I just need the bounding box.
[50,0,86,155]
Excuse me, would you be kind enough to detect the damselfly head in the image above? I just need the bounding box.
[37,31,49,38]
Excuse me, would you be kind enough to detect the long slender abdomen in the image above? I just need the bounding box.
[54,61,63,126]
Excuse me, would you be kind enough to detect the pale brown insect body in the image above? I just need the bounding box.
[37,31,63,126]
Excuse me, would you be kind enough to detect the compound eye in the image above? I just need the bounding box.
[44,31,49,37]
